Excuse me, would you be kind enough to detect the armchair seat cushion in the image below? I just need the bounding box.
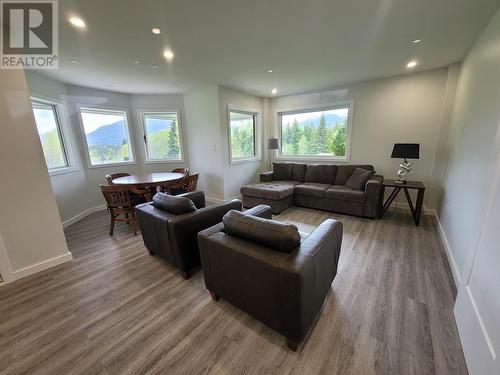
[326,185,365,202]
[241,182,295,200]
[295,183,332,198]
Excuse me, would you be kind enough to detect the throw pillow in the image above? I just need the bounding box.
[345,168,375,190]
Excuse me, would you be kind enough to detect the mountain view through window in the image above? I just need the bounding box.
[281,107,349,157]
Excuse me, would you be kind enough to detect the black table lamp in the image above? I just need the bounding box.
[391,143,419,183]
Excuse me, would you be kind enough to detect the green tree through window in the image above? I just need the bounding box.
[229,110,256,160]
[143,113,182,161]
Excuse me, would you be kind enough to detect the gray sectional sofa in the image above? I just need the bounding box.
[241,162,383,217]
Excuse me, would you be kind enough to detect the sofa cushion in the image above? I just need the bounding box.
[305,164,337,184]
[223,210,300,253]
[294,183,332,198]
[345,168,375,190]
[335,165,374,185]
[325,185,365,202]
[291,163,307,182]
[273,162,292,181]
[152,192,197,214]
[241,182,295,200]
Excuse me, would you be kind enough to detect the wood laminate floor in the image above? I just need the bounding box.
[0,207,467,375]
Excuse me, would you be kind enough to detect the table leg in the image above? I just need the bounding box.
[378,185,386,219]
[414,189,425,226]
[379,186,401,218]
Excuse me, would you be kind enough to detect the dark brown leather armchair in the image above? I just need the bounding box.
[198,205,343,350]
[135,191,242,279]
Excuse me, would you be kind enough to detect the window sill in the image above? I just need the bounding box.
[229,157,262,165]
[144,159,185,165]
[48,167,80,177]
[87,161,136,169]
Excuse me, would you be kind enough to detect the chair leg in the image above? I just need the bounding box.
[181,271,189,280]
[286,339,299,351]
[109,214,115,236]
[209,291,219,301]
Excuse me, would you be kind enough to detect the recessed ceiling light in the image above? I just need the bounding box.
[163,49,174,61]
[412,39,421,44]
[69,16,85,29]
[271,88,278,94]
[268,69,273,73]
[151,64,159,69]
[68,59,80,63]
[406,60,418,69]
[152,27,161,35]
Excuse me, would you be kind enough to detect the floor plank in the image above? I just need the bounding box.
[0,207,467,374]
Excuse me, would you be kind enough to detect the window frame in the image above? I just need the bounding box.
[31,96,79,176]
[138,110,185,164]
[78,106,136,169]
[227,105,261,165]
[276,101,354,162]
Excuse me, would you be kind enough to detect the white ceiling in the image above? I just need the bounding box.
[43,0,500,96]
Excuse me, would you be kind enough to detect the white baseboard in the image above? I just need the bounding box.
[9,251,73,283]
[434,213,461,287]
[62,205,107,228]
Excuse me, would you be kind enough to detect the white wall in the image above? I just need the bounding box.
[218,86,264,198]
[0,70,71,280]
[268,67,454,210]
[437,9,500,373]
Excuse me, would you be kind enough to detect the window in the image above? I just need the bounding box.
[279,105,351,159]
[31,100,69,171]
[229,109,257,162]
[141,112,183,161]
[80,108,134,166]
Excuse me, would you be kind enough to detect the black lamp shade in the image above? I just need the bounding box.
[391,143,419,159]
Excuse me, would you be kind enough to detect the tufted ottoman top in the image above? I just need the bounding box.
[241,182,296,200]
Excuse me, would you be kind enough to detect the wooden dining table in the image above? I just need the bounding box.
[112,172,185,201]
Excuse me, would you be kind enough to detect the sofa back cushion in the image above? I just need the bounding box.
[305,164,337,184]
[335,165,374,185]
[291,163,307,182]
[152,192,197,214]
[345,168,375,190]
[272,162,292,181]
[223,210,300,253]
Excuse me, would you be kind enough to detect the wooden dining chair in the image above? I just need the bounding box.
[183,172,199,192]
[105,172,130,185]
[161,168,190,194]
[171,167,190,175]
[100,185,137,236]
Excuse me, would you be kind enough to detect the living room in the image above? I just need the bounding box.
[0,0,499,374]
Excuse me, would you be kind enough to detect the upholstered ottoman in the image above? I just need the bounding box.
[240,182,295,214]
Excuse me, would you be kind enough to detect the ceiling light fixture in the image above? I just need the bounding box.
[406,60,418,69]
[163,49,174,61]
[68,59,80,63]
[69,16,86,29]
[152,27,161,35]
[412,39,421,44]
[271,88,278,94]
[268,69,273,73]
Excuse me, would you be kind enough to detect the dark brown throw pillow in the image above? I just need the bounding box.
[273,162,292,181]
[152,193,197,214]
[223,210,301,253]
[345,168,375,190]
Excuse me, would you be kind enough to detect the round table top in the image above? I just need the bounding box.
[112,172,185,186]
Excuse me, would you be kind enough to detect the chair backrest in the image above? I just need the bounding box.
[100,185,132,209]
[183,173,199,192]
[105,172,130,185]
[172,167,190,176]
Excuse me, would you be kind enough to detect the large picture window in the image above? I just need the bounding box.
[279,105,351,159]
[141,112,183,161]
[31,99,69,171]
[80,108,134,166]
[229,109,257,162]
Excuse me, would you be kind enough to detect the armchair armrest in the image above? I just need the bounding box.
[260,171,274,182]
[178,190,205,209]
[363,175,383,218]
[243,204,272,219]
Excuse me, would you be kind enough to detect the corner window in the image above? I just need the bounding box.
[31,99,69,171]
[80,108,134,166]
[141,112,183,162]
[279,105,351,159]
[229,109,257,163]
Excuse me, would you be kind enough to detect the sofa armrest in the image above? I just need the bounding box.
[260,171,273,182]
[178,190,205,209]
[167,199,242,271]
[363,175,383,218]
[243,204,272,219]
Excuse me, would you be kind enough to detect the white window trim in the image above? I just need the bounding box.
[275,100,354,162]
[77,106,136,169]
[137,109,185,164]
[30,96,80,176]
[227,105,262,165]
